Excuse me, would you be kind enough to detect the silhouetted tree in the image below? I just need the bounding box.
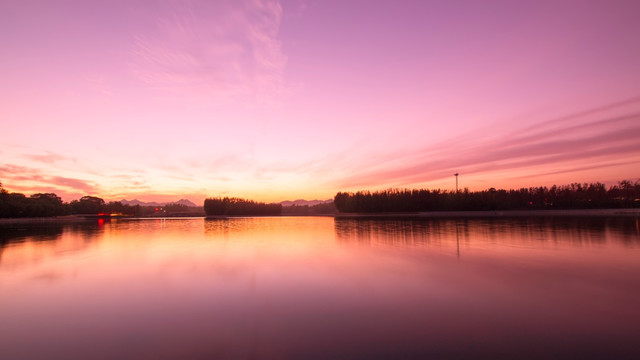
[281,202,337,215]
[104,201,136,215]
[29,193,66,217]
[204,197,282,216]
[70,196,105,214]
[334,180,640,213]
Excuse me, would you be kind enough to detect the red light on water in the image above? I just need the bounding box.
[98,218,104,226]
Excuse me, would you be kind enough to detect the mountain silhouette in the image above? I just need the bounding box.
[279,199,333,207]
[121,199,197,207]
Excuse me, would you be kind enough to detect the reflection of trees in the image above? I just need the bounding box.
[335,218,462,247]
[203,218,263,238]
[0,223,105,245]
[0,225,65,266]
[0,223,104,267]
[0,224,64,245]
[204,218,232,238]
[334,217,640,247]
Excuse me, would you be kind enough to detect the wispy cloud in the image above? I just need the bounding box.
[131,0,287,103]
[23,151,67,164]
[512,159,640,179]
[0,164,98,194]
[329,99,640,189]
[49,177,96,193]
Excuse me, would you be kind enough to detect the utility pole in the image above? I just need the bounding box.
[454,173,459,193]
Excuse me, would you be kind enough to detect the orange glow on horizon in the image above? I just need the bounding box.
[1,1,639,203]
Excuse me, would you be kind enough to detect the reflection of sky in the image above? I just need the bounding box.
[1,218,640,358]
[1,1,640,202]
[0,223,103,269]
[335,217,640,248]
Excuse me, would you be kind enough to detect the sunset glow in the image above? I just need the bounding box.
[1,0,639,203]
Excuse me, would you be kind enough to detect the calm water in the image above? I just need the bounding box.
[1,217,639,359]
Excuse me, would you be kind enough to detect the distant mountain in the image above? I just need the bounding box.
[120,199,161,207]
[279,199,333,207]
[174,199,198,207]
[120,198,197,207]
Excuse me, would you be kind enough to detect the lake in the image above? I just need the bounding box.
[1,216,639,359]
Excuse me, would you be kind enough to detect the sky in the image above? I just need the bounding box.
[1,0,640,204]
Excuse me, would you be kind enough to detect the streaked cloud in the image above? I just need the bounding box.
[49,176,96,193]
[0,164,97,194]
[131,0,287,103]
[332,99,640,189]
[23,151,67,164]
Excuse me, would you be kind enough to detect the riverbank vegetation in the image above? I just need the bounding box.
[4,179,639,218]
[0,182,203,218]
[334,180,640,213]
[204,197,282,216]
[281,202,337,216]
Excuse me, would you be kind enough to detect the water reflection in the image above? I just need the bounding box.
[335,217,640,249]
[0,217,639,359]
[0,222,104,269]
[0,224,65,244]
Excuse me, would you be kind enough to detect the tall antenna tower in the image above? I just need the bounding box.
[454,173,459,193]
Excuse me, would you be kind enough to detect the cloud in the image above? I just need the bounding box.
[0,164,98,194]
[0,164,41,179]
[330,99,640,189]
[49,177,96,193]
[131,0,287,103]
[512,159,640,179]
[23,151,67,164]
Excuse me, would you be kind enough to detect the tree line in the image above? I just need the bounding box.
[204,197,282,216]
[4,179,639,218]
[0,182,203,218]
[281,202,337,216]
[334,180,640,213]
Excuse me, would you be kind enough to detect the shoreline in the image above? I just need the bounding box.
[0,215,96,225]
[2,208,639,225]
[334,208,640,218]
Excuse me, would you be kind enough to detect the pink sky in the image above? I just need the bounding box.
[1,0,640,203]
